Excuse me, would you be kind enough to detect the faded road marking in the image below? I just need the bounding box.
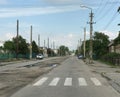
[49,78,60,86]
[91,78,102,86]
[33,77,48,86]
[64,78,72,86]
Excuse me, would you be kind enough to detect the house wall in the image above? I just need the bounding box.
[115,44,120,54]
[109,46,115,53]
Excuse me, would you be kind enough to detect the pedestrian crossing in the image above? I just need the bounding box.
[78,78,87,86]
[33,77,48,86]
[49,78,60,86]
[33,77,102,87]
[64,78,72,86]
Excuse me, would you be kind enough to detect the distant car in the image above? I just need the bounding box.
[77,54,83,59]
[36,54,44,59]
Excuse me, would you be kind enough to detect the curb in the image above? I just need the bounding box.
[101,72,111,80]
[101,73,120,93]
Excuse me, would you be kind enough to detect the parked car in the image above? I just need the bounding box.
[36,54,44,59]
[77,54,83,59]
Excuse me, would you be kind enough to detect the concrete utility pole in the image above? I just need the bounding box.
[44,40,46,48]
[16,19,19,59]
[80,39,82,53]
[48,37,49,49]
[53,41,55,49]
[78,40,80,54]
[89,10,95,63]
[51,43,53,56]
[51,43,52,49]
[38,34,40,47]
[84,27,86,58]
[80,5,95,63]
[30,25,32,59]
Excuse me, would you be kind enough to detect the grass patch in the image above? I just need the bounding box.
[97,60,117,68]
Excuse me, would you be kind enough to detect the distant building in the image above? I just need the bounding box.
[53,49,58,55]
[43,47,48,57]
[108,40,120,54]
[115,44,120,54]
[108,40,114,53]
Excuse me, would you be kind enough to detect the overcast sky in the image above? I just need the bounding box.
[0,0,120,50]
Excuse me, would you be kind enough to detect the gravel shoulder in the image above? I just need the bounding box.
[0,56,69,97]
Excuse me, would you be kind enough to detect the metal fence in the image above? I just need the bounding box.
[0,53,37,61]
[112,58,120,66]
[104,57,120,66]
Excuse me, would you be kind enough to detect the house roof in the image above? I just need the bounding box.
[108,40,114,47]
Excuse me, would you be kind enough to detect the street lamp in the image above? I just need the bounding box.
[80,5,94,63]
[80,5,92,11]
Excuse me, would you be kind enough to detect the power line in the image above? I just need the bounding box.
[94,0,104,15]
[103,12,119,30]
[95,0,117,22]
[95,0,110,19]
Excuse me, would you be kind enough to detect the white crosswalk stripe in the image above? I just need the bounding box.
[49,78,60,86]
[33,77,102,87]
[78,78,87,86]
[33,77,48,86]
[90,78,102,86]
[64,78,72,86]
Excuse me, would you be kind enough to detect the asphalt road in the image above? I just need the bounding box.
[0,57,61,72]
[10,56,120,97]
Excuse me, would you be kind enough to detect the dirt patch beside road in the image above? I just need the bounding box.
[0,56,69,97]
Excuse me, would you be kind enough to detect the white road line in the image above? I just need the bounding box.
[49,78,60,86]
[33,77,48,86]
[78,78,87,86]
[91,78,102,86]
[64,78,72,86]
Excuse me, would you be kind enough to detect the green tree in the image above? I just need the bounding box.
[4,40,15,52]
[4,36,29,54]
[114,32,120,45]
[59,45,69,56]
[32,41,39,54]
[12,36,29,54]
[80,32,109,59]
[93,32,110,59]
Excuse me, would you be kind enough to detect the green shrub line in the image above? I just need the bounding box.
[101,52,120,65]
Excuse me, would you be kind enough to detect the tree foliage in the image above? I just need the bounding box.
[13,36,29,54]
[4,41,15,52]
[93,32,110,59]
[59,45,69,56]
[80,32,110,59]
[114,32,120,45]
[4,36,29,54]
[32,41,39,54]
